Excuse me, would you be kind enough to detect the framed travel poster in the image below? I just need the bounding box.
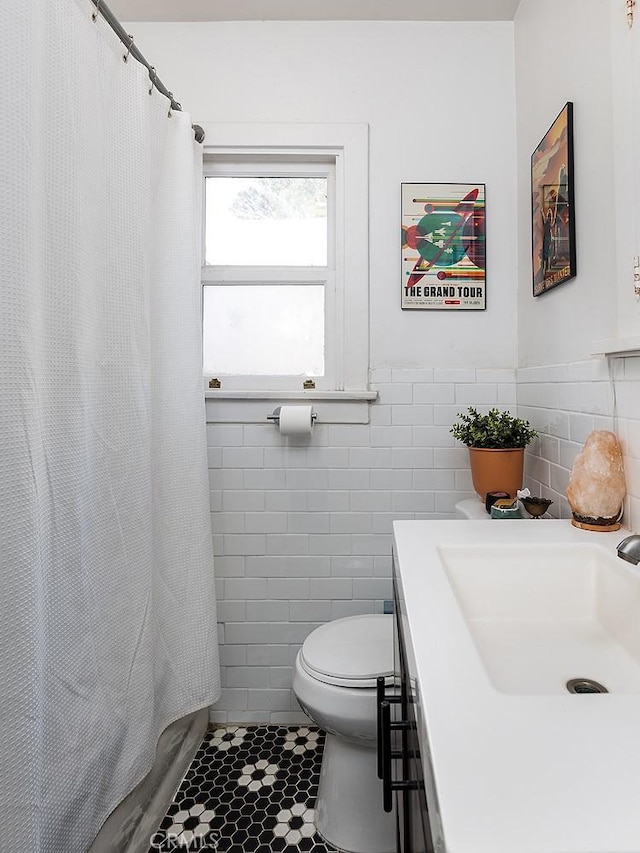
[401,182,486,310]
[531,102,576,296]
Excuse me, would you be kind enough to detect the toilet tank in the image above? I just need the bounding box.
[454,499,490,520]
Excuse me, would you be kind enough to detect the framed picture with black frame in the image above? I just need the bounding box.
[531,102,576,297]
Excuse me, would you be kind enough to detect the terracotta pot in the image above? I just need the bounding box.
[468,447,525,500]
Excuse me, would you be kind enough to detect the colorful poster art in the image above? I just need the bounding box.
[531,102,576,296]
[401,183,486,310]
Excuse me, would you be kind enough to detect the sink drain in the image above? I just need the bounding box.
[566,678,608,694]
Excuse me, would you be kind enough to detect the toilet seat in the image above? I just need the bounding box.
[299,614,393,688]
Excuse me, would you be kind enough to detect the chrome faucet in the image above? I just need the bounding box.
[617,535,640,565]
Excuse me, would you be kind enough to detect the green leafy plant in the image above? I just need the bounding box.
[450,407,537,449]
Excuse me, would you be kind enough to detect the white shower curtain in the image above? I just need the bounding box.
[0,1,220,850]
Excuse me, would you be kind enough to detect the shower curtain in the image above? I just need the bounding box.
[0,1,220,850]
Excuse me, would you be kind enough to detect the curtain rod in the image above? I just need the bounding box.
[88,0,205,143]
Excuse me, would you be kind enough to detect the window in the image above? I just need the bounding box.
[200,123,369,394]
[203,160,333,385]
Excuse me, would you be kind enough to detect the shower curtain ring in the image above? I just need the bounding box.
[92,0,102,21]
[148,67,157,95]
[123,34,134,62]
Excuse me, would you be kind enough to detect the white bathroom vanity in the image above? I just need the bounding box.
[391,519,640,853]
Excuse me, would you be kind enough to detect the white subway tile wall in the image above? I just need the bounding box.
[209,368,516,723]
[209,360,640,723]
[519,358,640,533]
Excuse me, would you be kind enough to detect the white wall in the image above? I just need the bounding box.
[129,12,640,723]
[515,0,640,534]
[125,20,519,721]
[611,1,640,337]
[514,0,616,367]
[130,21,518,369]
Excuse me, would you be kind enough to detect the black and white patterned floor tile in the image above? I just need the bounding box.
[149,725,344,852]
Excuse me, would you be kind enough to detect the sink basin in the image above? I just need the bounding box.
[438,543,640,695]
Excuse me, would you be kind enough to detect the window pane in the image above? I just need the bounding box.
[205,177,327,266]
[203,285,324,376]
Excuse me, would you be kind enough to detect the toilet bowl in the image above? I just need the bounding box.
[292,614,396,853]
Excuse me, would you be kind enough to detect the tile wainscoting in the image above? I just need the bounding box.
[208,368,516,724]
[209,358,640,724]
[519,357,640,532]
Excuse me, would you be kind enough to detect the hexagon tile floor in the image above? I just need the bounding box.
[148,725,345,853]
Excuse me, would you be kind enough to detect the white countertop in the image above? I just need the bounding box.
[393,519,640,853]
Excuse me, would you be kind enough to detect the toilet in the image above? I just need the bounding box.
[292,614,396,853]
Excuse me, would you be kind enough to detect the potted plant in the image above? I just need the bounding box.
[450,407,537,500]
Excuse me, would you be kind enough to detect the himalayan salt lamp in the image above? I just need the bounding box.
[566,430,626,531]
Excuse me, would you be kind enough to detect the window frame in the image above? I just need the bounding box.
[199,123,369,394]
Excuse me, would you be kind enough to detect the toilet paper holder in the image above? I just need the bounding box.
[267,406,317,426]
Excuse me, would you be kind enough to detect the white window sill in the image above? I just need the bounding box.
[204,389,377,401]
[204,389,377,425]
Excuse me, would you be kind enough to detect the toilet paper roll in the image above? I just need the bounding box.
[278,405,315,437]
